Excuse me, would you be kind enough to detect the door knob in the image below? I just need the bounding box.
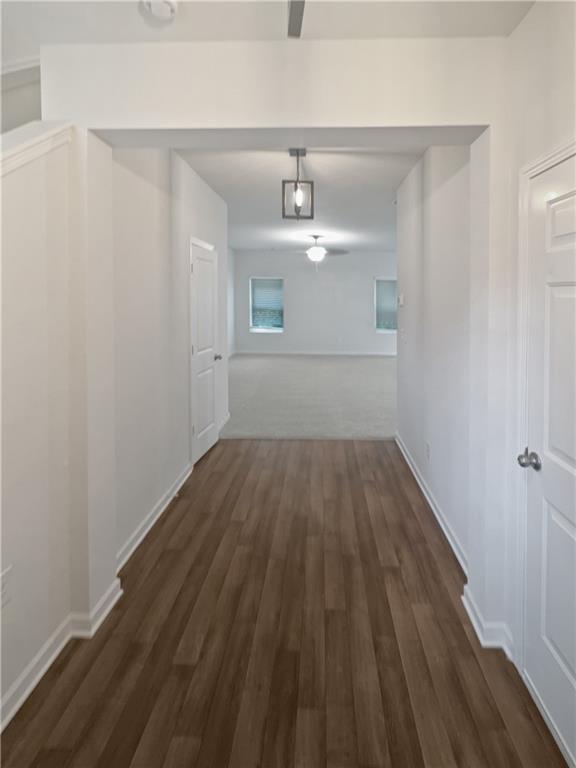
[214,354,223,361]
[517,447,542,471]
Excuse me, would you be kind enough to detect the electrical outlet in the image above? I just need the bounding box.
[425,442,431,462]
[1,565,13,609]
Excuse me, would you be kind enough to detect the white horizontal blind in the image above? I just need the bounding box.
[251,278,284,330]
[375,279,397,330]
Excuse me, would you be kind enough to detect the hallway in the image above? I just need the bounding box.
[2,440,565,768]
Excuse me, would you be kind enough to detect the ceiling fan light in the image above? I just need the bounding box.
[307,245,327,263]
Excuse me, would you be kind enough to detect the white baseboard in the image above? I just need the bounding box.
[2,465,195,731]
[462,585,514,660]
[395,433,468,575]
[1,616,71,730]
[69,578,123,638]
[0,577,123,732]
[116,463,193,573]
[219,412,231,431]
[394,432,515,662]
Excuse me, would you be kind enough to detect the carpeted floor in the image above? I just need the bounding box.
[222,354,397,439]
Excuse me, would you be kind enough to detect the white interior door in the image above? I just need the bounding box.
[190,243,219,463]
[523,151,576,765]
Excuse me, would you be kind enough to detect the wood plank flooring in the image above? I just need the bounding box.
[1,440,567,768]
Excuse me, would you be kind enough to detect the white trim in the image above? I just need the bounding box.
[1,56,40,78]
[523,670,576,768]
[515,138,576,671]
[1,64,40,93]
[521,138,576,180]
[189,235,215,252]
[462,585,514,661]
[219,411,231,431]
[0,578,122,732]
[69,578,123,639]
[1,452,192,731]
[395,432,468,575]
[1,123,73,177]
[116,463,193,573]
[1,616,71,731]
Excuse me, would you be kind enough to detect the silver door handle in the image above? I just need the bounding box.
[214,354,223,361]
[517,447,542,471]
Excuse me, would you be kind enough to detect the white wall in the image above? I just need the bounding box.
[80,131,120,613]
[113,148,228,564]
[234,250,397,356]
[0,131,229,726]
[1,125,72,703]
[1,69,41,133]
[41,38,505,129]
[397,146,470,569]
[1,125,123,726]
[396,161,424,469]
[113,149,179,560]
[227,248,235,356]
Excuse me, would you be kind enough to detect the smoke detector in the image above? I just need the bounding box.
[140,1,177,23]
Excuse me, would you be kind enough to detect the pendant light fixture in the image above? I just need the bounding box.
[306,235,327,263]
[282,149,314,220]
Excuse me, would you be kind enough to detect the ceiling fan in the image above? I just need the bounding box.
[288,236,349,263]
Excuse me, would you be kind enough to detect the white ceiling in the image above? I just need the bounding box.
[170,125,481,252]
[183,148,418,252]
[2,1,533,68]
[97,125,485,151]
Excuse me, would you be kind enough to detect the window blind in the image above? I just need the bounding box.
[375,279,398,331]
[251,278,284,330]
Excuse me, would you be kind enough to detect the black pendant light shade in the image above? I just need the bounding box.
[282,149,314,220]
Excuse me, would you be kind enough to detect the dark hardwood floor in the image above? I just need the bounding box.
[2,440,567,767]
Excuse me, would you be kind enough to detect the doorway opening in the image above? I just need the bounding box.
[171,127,479,443]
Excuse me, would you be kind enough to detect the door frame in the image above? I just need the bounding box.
[515,138,576,763]
[188,235,217,466]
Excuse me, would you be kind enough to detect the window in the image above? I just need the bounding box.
[250,278,284,332]
[375,279,398,331]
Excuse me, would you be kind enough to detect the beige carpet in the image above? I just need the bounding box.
[222,354,397,440]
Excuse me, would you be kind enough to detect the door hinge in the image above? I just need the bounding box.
[190,262,194,273]
[192,424,195,435]
[191,344,194,355]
